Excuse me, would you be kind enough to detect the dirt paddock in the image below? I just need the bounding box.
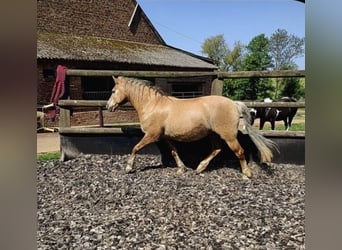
[37,153,305,249]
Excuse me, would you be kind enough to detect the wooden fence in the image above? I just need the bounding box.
[66,69,304,79]
[59,70,305,138]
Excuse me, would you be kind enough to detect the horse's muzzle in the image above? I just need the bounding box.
[106,103,119,112]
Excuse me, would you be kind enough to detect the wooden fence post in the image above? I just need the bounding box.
[59,107,71,128]
[211,78,224,96]
[98,107,104,127]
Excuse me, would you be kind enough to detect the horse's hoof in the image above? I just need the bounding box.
[242,169,253,178]
[195,169,204,175]
[125,167,134,174]
[176,166,186,174]
[242,175,251,180]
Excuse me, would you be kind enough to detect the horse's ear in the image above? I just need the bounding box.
[112,76,118,83]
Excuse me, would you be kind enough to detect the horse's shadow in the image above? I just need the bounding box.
[122,128,276,175]
[257,162,275,175]
[152,131,275,176]
[137,164,165,172]
[137,158,274,177]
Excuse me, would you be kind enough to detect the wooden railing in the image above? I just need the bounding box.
[59,69,305,137]
[66,69,305,78]
[58,100,305,137]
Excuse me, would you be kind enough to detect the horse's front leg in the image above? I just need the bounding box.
[126,133,158,173]
[196,135,221,173]
[196,149,221,173]
[166,140,188,174]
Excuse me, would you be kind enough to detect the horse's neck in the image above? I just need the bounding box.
[127,85,164,115]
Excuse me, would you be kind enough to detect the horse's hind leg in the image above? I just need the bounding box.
[223,137,252,178]
[166,140,188,174]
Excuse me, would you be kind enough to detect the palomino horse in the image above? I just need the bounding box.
[250,97,298,131]
[107,76,278,178]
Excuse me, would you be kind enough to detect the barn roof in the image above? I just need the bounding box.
[37,32,217,70]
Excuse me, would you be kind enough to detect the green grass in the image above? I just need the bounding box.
[37,151,61,161]
[260,122,305,131]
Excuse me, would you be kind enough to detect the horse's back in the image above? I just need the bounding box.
[196,95,236,106]
[193,95,240,130]
[190,95,238,117]
[164,95,239,131]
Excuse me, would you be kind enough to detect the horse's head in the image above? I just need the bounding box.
[106,76,128,112]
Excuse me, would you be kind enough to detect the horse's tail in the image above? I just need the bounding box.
[235,101,279,162]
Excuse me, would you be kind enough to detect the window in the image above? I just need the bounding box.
[43,69,55,80]
[81,76,113,100]
[170,82,204,98]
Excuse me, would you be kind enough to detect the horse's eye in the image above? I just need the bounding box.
[112,90,115,94]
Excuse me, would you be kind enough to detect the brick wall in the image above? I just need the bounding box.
[37,63,56,105]
[42,109,139,129]
[70,109,139,126]
[37,0,163,45]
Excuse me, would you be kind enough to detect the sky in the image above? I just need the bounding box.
[137,0,305,69]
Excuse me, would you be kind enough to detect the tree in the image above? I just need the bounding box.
[201,34,228,70]
[269,28,304,69]
[234,34,274,100]
[203,31,304,100]
[224,41,245,72]
[243,34,273,71]
[280,77,303,99]
[269,29,305,98]
[221,42,247,99]
[279,65,305,99]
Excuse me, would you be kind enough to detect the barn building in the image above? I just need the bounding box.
[37,0,217,127]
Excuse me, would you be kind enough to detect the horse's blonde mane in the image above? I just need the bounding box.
[121,76,168,99]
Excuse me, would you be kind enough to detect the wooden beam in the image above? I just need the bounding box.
[66,69,216,78]
[243,101,305,108]
[58,100,134,110]
[59,100,107,107]
[60,127,123,134]
[60,124,140,134]
[66,69,305,79]
[260,130,305,138]
[58,100,305,109]
[59,126,304,138]
[217,70,305,79]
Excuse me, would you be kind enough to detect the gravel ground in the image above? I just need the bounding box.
[37,154,305,249]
